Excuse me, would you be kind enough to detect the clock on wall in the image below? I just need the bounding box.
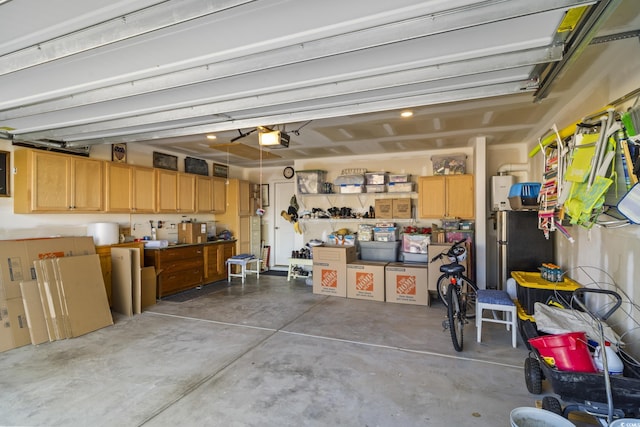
[283,166,295,179]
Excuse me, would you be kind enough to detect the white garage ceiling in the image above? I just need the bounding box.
[1,0,638,167]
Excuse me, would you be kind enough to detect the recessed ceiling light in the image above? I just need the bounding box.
[400,110,413,118]
[206,134,217,140]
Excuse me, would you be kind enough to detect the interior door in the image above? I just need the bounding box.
[274,181,296,268]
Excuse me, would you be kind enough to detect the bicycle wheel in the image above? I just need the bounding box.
[439,275,477,320]
[446,283,464,352]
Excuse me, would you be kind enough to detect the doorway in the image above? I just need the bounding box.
[273,181,296,268]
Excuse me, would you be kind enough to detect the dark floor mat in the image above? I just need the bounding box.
[161,281,229,302]
[260,270,287,277]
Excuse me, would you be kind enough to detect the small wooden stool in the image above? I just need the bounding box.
[476,289,518,348]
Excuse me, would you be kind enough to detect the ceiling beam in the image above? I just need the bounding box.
[0,0,593,114]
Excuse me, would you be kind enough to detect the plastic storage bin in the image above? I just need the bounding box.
[297,170,327,194]
[508,182,540,210]
[365,184,386,193]
[441,218,460,230]
[402,234,430,254]
[511,271,582,315]
[338,184,363,193]
[400,252,428,263]
[432,154,466,175]
[365,172,388,185]
[359,241,400,262]
[389,174,410,183]
[387,182,413,192]
[373,226,399,241]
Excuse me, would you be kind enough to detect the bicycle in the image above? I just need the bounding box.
[430,239,478,352]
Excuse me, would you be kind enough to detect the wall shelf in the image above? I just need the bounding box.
[298,192,417,209]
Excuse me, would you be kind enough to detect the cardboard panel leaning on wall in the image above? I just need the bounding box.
[0,297,31,352]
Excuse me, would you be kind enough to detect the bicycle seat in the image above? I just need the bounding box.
[440,263,465,275]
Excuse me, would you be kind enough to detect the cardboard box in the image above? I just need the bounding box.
[375,199,393,219]
[178,222,207,244]
[0,237,96,300]
[347,262,386,301]
[0,297,31,353]
[0,241,30,300]
[392,198,412,219]
[312,246,357,297]
[385,263,429,305]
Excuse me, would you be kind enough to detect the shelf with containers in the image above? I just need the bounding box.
[296,169,418,219]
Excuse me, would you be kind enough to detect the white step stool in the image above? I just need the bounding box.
[226,256,261,283]
[476,289,518,348]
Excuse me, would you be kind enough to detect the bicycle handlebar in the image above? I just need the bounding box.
[429,238,467,263]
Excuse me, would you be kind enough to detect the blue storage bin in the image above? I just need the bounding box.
[508,182,540,210]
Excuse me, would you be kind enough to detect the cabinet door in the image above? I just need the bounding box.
[133,166,156,213]
[31,151,72,211]
[196,176,213,213]
[219,242,235,274]
[212,177,226,213]
[105,163,133,212]
[418,176,446,218]
[446,174,474,219]
[177,173,196,213]
[203,245,217,280]
[239,180,251,215]
[156,169,178,212]
[71,157,104,211]
[238,215,251,254]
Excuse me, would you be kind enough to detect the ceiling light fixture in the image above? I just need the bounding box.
[206,134,217,140]
[401,110,414,118]
[258,129,290,148]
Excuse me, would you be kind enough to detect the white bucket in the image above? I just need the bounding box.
[86,222,119,246]
[510,407,574,427]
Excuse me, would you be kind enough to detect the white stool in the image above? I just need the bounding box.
[226,256,261,283]
[476,289,518,348]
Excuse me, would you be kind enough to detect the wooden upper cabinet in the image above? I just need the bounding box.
[155,169,195,213]
[212,177,226,214]
[14,149,103,213]
[102,163,156,213]
[196,176,213,213]
[177,173,196,213]
[418,176,446,218]
[156,169,178,212]
[105,162,133,212]
[418,174,474,219]
[132,166,156,213]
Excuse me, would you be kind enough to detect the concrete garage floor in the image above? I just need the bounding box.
[0,274,541,426]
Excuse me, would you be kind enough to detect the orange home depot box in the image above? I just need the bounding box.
[385,263,429,305]
[312,246,357,297]
[347,262,386,301]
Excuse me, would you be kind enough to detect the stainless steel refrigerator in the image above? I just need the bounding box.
[496,210,554,289]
